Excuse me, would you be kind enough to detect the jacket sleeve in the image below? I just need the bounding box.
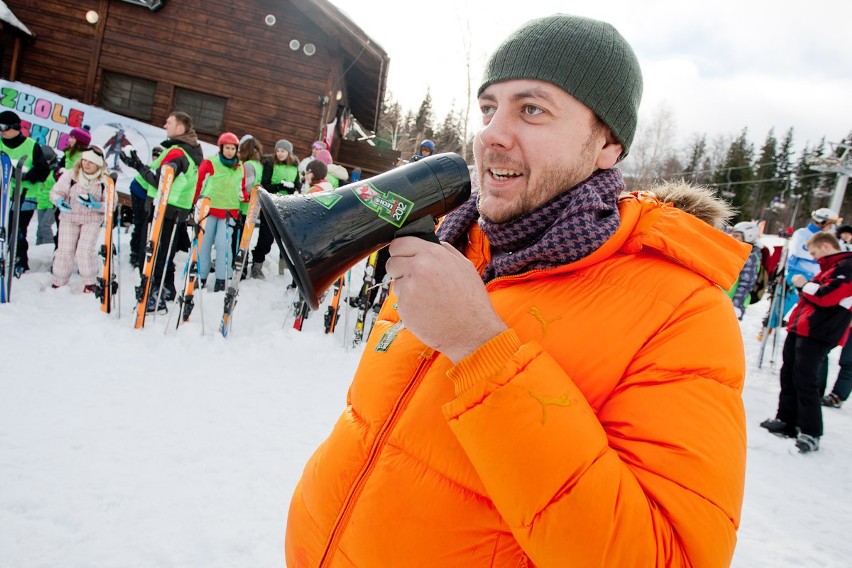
[24,143,50,184]
[731,249,759,311]
[260,159,275,192]
[49,170,73,204]
[800,267,852,307]
[442,285,745,567]
[194,160,214,202]
[138,148,189,188]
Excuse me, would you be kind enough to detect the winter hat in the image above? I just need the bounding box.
[80,147,105,168]
[311,140,327,151]
[315,149,333,165]
[305,159,327,180]
[70,126,92,147]
[0,110,22,130]
[239,134,254,146]
[479,14,643,156]
[836,224,852,237]
[275,139,293,154]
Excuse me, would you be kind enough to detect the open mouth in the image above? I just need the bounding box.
[489,168,523,181]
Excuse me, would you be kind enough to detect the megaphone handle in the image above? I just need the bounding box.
[395,215,440,244]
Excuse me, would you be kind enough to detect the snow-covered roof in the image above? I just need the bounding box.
[0,1,33,36]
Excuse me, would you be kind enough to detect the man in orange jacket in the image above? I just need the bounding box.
[286,14,749,567]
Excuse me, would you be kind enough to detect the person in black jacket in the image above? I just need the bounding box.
[761,231,852,452]
[120,111,203,312]
[0,110,50,275]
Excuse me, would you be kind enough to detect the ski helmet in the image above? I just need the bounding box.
[811,208,839,225]
[732,221,759,244]
[217,132,239,147]
[420,139,435,152]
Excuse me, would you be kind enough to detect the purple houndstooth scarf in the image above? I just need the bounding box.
[437,168,624,282]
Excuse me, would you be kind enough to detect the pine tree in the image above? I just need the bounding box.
[711,129,755,221]
[407,90,435,157]
[751,129,779,219]
[375,95,404,152]
[432,105,464,155]
[683,134,709,184]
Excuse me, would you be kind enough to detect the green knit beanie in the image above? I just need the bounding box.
[479,14,643,156]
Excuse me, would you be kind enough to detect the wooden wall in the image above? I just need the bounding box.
[1,0,396,170]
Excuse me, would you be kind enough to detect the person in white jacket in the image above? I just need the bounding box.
[49,147,109,292]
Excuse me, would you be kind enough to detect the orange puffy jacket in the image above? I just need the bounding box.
[286,191,750,567]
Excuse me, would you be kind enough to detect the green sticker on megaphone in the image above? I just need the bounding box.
[350,182,414,228]
[309,192,342,209]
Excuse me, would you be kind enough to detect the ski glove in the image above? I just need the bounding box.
[280,180,295,190]
[120,146,144,171]
[56,198,72,213]
[77,194,103,209]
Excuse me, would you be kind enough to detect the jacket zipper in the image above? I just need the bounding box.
[317,349,437,567]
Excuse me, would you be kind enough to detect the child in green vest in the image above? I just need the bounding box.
[35,144,61,246]
[250,139,300,279]
[235,135,264,277]
[195,132,245,291]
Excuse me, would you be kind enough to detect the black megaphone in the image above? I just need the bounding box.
[258,152,471,310]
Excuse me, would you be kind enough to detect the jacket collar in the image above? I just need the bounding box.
[469,191,751,290]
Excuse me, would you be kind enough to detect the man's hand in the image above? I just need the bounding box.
[791,274,807,288]
[386,236,507,364]
[120,145,143,171]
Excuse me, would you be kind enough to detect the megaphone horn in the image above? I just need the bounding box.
[258,152,472,310]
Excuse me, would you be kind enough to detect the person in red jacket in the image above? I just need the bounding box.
[286,15,749,567]
[761,231,852,452]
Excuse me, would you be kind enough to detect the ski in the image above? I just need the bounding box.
[757,241,789,369]
[293,298,310,331]
[176,196,210,326]
[220,185,261,337]
[0,152,11,304]
[351,251,378,346]
[134,164,175,329]
[324,276,346,334]
[94,176,118,313]
[5,156,26,300]
[365,277,390,340]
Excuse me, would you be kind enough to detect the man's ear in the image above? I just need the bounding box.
[596,128,623,170]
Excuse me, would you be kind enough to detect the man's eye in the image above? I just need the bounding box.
[480,105,496,117]
[523,105,543,116]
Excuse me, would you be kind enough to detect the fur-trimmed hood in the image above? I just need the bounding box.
[629,180,736,230]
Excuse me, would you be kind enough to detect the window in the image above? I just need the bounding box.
[99,72,156,121]
[173,88,227,134]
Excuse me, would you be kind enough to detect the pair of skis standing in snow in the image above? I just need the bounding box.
[293,249,389,347]
[132,163,262,337]
[1,148,121,313]
[0,152,26,303]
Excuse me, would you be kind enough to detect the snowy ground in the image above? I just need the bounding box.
[1,226,850,567]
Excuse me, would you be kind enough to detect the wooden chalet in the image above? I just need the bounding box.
[0,0,399,176]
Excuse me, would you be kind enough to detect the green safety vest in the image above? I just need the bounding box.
[327,173,341,189]
[135,145,199,210]
[65,148,83,170]
[36,173,57,210]
[201,156,243,211]
[241,159,262,215]
[1,137,37,199]
[271,162,298,187]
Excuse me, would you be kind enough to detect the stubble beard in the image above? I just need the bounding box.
[477,140,599,224]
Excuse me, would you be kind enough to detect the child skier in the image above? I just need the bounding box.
[49,146,109,291]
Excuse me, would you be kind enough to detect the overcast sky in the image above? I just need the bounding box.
[330,0,851,155]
